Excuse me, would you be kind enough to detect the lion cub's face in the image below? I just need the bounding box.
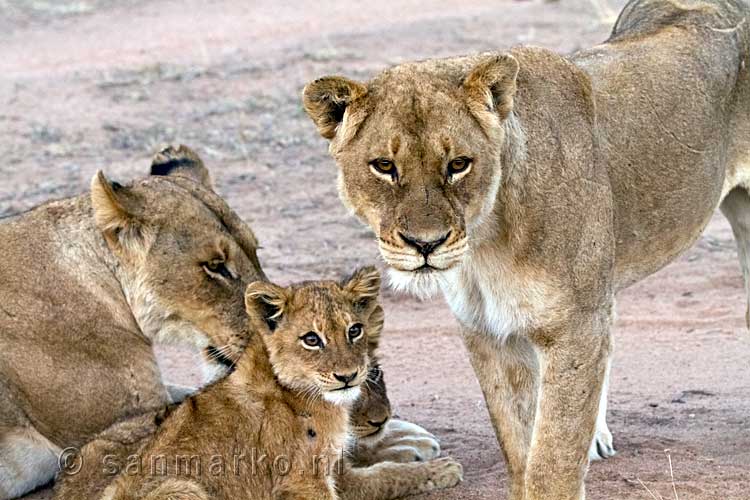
[350,304,391,441]
[90,145,265,371]
[303,54,520,298]
[245,267,382,405]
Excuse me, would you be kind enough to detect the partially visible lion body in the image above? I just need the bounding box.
[303,0,750,498]
[0,147,266,500]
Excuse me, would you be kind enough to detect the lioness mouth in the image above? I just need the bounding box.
[415,264,436,273]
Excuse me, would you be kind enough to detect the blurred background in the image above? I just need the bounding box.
[2,1,748,499]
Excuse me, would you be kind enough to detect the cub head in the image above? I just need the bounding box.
[303,54,521,298]
[90,145,265,375]
[244,267,382,405]
[349,304,392,442]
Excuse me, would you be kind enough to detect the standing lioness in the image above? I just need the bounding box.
[302,0,750,498]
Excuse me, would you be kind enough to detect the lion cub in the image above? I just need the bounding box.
[96,268,380,499]
[54,278,462,500]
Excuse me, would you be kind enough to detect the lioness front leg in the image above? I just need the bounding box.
[462,331,539,500]
[525,309,611,500]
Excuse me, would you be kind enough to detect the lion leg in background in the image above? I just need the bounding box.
[721,186,750,328]
[462,332,539,500]
[589,333,615,461]
[525,308,612,500]
[337,457,463,500]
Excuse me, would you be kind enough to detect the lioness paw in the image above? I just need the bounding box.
[588,424,616,461]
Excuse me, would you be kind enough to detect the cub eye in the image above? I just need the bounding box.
[447,156,473,177]
[369,158,397,179]
[348,323,364,342]
[300,332,324,350]
[203,259,234,280]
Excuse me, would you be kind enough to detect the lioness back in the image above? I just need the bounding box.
[573,0,750,288]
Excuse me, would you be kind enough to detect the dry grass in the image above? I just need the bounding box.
[636,450,681,500]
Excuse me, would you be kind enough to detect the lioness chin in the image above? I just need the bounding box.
[303,0,750,498]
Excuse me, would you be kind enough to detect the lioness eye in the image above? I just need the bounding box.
[348,323,364,342]
[203,259,234,280]
[369,158,397,180]
[447,156,473,176]
[300,332,324,349]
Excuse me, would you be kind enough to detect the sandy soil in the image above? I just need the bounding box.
[2,0,748,499]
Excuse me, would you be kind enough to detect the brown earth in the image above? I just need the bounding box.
[1,0,748,499]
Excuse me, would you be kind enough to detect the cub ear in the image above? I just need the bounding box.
[150,144,213,189]
[302,76,367,140]
[245,281,289,333]
[463,54,519,120]
[90,171,146,248]
[342,266,381,311]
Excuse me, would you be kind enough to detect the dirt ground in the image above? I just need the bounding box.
[2,0,749,499]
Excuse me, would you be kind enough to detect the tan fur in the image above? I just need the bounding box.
[303,1,750,498]
[0,146,265,500]
[55,270,461,500]
[53,287,461,500]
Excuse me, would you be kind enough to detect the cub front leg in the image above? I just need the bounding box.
[462,331,539,500]
[337,457,463,500]
[525,308,612,500]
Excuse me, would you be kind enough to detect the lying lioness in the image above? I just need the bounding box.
[302,0,750,498]
[53,275,461,500]
[75,269,460,500]
[0,146,265,499]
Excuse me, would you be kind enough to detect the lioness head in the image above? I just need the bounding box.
[90,145,265,371]
[303,54,521,297]
[349,304,391,442]
[244,267,381,405]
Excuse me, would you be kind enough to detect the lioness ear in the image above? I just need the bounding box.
[150,144,213,189]
[90,171,145,248]
[463,54,519,120]
[245,281,289,333]
[343,266,381,311]
[302,76,367,140]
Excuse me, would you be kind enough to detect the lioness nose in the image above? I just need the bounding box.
[334,371,358,385]
[399,231,450,257]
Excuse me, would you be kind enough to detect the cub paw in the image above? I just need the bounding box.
[378,419,441,462]
[423,457,463,491]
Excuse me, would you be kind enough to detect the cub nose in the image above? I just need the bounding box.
[399,231,451,257]
[334,371,358,385]
[367,417,389,429]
